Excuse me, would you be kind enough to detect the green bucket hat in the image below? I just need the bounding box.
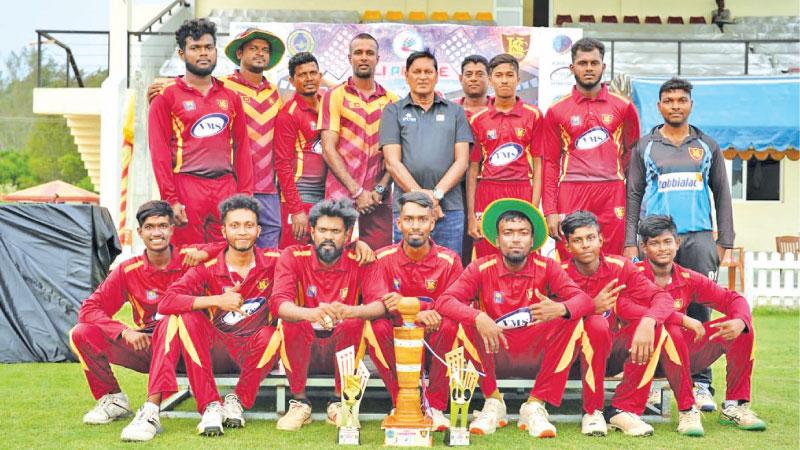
[480,198,549,252]
[224,28,285,70]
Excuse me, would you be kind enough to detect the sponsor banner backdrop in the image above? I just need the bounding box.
[209,22,582,111]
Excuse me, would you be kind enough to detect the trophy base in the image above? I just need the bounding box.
[337,426,360,445]
[445,428,470,446]
[383,427,433,447]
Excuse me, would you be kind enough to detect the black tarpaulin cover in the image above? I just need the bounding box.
[0,204,120,362]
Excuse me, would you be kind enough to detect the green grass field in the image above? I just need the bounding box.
[1,309,797,449]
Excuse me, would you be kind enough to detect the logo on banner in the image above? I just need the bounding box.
[425,279,437,292]
[688,147,704,161]
[575,126,610,150]
[501,33,530,60]
[393,30,424,58]
[191,113,229,138]
[657,172,704,193]
[287,29,315,55]
[552,35,573,53]
[488,143,524,166]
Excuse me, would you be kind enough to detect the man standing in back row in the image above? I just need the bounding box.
[541,37,640,261]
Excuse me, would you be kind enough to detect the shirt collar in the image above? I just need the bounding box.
[231,69,271,91]
[649,124,702,144]
[488,97,525,117]
[395,240,442,267]
[140,246,184,273]
[291,92,322,113]
[565,252,611,280]
[308,243,355,272]
[572,83,609,103]
[208,246,268,278]
[495,254,536,278]
[175,75,223,95]
[640,260,687,289]
[345,76,388,99]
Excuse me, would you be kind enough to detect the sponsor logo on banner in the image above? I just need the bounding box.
[425,279,437,291]
[657,172,704,192]
[222,297,265,325]
[614,206,625,219]
[575,126,610,150]
[191,113,229,138]
[501,33,530,60]
[393,30,424,58]
[495,307,532,329]
[552,35,573,53]
[287,29,315,55]
[688,147,704,161]
[488,143,524,166]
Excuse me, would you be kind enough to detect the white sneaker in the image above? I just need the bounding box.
[429,408,449,432]
[720,402,767,431]
[83,393,132,424]
[647,387,662,409]
[693,385,717,412]
[196,401,224,436]
[519,401,557,438]
[277,400,312,431]
[468,398,507,435]
[677,407,705,437]
[223,393,245,428]
[608,411,654,437]
[120,403,162,442]
[326,401,342,425]
[581,410,608,437]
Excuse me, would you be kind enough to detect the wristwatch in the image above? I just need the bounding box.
[374,184,386,196]
[432,187,445,201]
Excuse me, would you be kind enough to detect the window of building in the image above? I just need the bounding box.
[729,156,781,201]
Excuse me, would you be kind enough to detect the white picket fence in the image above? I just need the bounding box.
[744,251,800,309]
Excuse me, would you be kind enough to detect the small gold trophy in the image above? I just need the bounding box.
[382,297,433,447]
[445,347,478,446]
[336,346,370,445]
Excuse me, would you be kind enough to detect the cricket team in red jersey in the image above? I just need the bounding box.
[72,18,766,444]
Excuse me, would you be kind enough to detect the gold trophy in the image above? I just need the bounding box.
[381,297,433,447]
[445,347,478,446]
[336,346,370,445]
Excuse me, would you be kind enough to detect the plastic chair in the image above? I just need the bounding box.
[408,11,426,23]
[689,16,708,24]
[667,16,685,24]
[579,14,596,23]
[452,11,471,22]
[430,11,448,22]
[776,235,800,254]
[385,10,404,22]
[601,15,618,23]
[362,10,381,22]
[720,247,746,292]
[623,15,640,24]
[645,16,662,24]
[475,12,494,22]
[556,14,573,26]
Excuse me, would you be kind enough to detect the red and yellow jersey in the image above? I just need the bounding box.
[363,241,463,310]
[436,253,594,324]
[77,244,223,337]
[469,99,542,182]
[220,71,282,194]
[159,247,281,337]
[274,93,326,215]
[541,84,640,215]
[318,77,397,200]
[148,76,253,205]
[455,96,493,121]
[269,244,368,316]
[633,261,753,331]
[562,253,674,327]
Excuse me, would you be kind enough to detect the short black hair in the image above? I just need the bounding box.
[218,194,260,223]
[638,215,679,243]
[571,37,605,61]
[406,48,438,72]
[461,54,489,73]
[488,53,519,74]
[659,77,693,99]
[136,200,174,226]
[176,18,217,51]
[495,210,533,234]
[288,52,318,77]
[560,210,600,238]
[309,198,359,230]
[398,191,434,212]
[349,32,379,52]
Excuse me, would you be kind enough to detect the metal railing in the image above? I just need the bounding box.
[136,0,191,37]
[35,30,109,87]
[604,38,800,78]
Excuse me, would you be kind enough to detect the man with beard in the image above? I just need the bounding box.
[624,78,734,411]
[148,19,253,246]
[560,211,699,438]
[319,33,397,250]
[274,52,325,248]
[456,55,491,121]
[467,53,543,258]
[269,199,383,431]
[633,215,765,432]
[541,37,640,261]
[70,201,214,438]
[360,191,464,431]
[139,195,283,439]
[434,199,594,439]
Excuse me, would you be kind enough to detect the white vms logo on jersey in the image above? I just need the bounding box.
[222,297,265,325]
[495,307,532,329]
[191,113,229,138]
[575,126,610,150]
[311,138,323,154]
[657,172,703,192]
[488,143,524,166]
